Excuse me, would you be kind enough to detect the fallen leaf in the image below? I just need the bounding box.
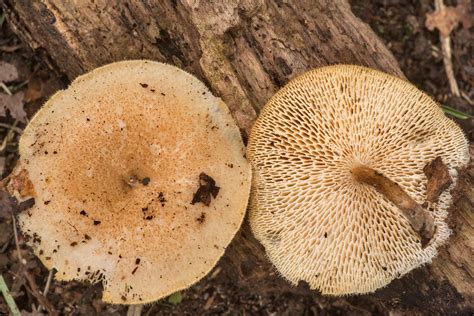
[423,157,452,203]
[456,0,473,29]
[0,61,19,83]
[0,189,15,219]
[21,310,45,316]
[6,168,36,199]
[25,76,58,103]
[425,0,473,37]
[24,77,44,103]
[0,91,27,122]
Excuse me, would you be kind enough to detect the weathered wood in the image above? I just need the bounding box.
[1,0,472,314]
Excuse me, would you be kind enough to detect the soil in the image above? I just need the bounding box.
[0,1,473,315]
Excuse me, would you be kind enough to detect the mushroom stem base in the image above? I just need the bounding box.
[351,164,435,246]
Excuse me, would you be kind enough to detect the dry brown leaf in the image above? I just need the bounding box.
[25,76,58,103]
[24,77,44,103]
[423,157,452,203]
[0,91,27,122]
[0,61,19,83]
[21,309,47,316]
[456,0,473,29]
[425,0,473,37]
[0,189,15,219]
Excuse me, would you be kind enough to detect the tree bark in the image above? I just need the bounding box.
[1,0,472,314]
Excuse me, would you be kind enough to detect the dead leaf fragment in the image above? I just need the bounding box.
[6,168,36,199]
[191,173,220,206]
[0,91,27,122]
[424,157,452,203]
[21,310,46,316]
[0,188,15,219]
[425,0,473,37]
[0,61,19,83]
[24,77,44,103]
[24,76,59,103]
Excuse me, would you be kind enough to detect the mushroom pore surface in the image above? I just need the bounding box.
[10,60,251,304]
[247,65,469,295]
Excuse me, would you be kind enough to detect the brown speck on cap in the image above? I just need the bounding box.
[247,65,469,296]
[158,192,166,205]
[196,212,206,224]
[10,60,251,305]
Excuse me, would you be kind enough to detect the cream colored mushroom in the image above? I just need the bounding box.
[247,65,469,295]
[6,60,251,304]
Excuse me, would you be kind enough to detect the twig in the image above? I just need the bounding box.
[23,271,57,316]
[0,80,28,95]
[0,123,23,135]
[0,44,23,53]
[8,81,28,94]
[11,210,57,315]
[42,269,54,297]
[11,213,25,265]
[0,232,13,253]
[38,269,54,313]
[0,120,19,153]
[0,274,20,316]
[0,82,12,96]
[460,91,473,105]
[351,164,435,246]
[435,0,460,97]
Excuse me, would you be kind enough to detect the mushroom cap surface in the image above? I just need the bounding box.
[13,60,251,304]
[247,65,469,295]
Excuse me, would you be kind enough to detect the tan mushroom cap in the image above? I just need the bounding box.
[10,60,251,304]
[248,65,469,295]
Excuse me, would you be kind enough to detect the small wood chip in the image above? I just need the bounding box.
[423,157,452,203]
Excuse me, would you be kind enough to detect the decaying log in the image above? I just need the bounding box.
[1,0,472,314]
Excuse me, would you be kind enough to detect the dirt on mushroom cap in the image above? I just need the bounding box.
[247,65,469,295]
[9,60,251,304]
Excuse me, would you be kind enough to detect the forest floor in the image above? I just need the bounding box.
[0,1,472,315]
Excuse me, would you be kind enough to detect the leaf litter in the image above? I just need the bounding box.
[425,0,472,37]
[0,61,27,122]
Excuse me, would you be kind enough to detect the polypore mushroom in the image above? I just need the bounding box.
[247,65,469,295]
[4,60,251,304]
